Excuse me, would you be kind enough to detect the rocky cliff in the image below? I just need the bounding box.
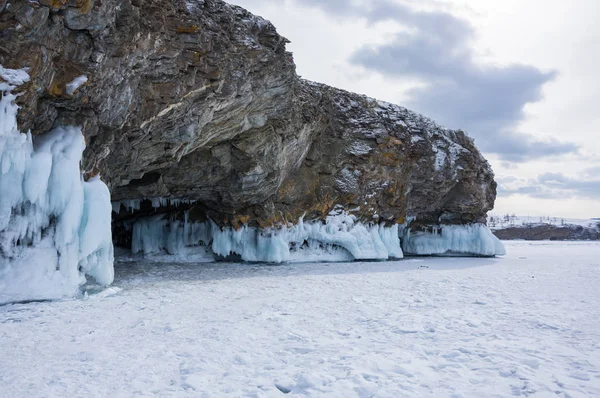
[1,0,499,256]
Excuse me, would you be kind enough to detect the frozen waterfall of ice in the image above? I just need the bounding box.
[130,210,404,263]
[0,66,114,304]
[111,197,197,214]
[401,224,506,257]
[129,211,505,262]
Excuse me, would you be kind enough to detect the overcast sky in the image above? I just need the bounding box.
[233,0,600,218]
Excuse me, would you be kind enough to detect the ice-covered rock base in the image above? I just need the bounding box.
[401,224,506,257]
[126,211,505,263]
[129,211,404,263]
[0,66,114,305]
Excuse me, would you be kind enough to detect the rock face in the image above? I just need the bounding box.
[1,0,498,244]
[494,225,600,241]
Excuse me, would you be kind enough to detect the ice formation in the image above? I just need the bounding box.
[401,224,506,257]
[0,66,114,304]
[131,213,212,256]
[127,205,507,262]
[112,197,197,214]
[130,211,404,263]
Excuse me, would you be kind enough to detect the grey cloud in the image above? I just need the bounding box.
[584,166,600,178]
[498,172,600,200]
[234,0,578,160]
[481,133,578,162]
[287,0,357,17]
[501,162,519,170]
[538,172,600,198]
[352,37,569,161]
[498,186,563,200]
[345,2,575,160]
[267,0,577,161]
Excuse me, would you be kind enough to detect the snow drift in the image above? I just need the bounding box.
[0,66,114,304]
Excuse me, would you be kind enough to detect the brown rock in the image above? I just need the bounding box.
[1,0,497,236]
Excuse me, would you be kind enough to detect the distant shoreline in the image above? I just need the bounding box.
[493,223,599,241]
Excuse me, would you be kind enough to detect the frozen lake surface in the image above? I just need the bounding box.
[1,241,599,397]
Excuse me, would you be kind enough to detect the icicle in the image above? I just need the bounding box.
[128,212,405,263]
[131,214,211,257]
[126,210,505,262]
[111,197,198,214]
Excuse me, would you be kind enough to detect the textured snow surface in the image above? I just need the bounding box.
[130,211,404,262]
[1,241,599,397]
[0,66,114,305]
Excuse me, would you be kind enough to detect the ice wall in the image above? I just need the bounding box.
[130,211,404,263]
[131,213,212,256]
[0,66,114,304]
[400,224,506,257]
[128,209,506,262]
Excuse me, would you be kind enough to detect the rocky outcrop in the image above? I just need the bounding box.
[1,0,498,245]
[494,224,600,241]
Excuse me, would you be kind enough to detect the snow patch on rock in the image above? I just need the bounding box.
[335,168,361,193]
[347,141,372,156]
[65,75,88,95]
[0,65,30,85]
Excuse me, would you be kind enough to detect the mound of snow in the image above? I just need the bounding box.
[0,66,114,304]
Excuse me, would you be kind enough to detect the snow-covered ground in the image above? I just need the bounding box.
[1,241,599,397]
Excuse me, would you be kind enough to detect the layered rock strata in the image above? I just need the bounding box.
[1,0,504,263]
